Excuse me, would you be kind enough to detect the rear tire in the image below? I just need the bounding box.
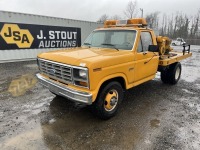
[169,62,182,84]
[161,70,169,83]
[91,81,124,120]
[161,62,182,85]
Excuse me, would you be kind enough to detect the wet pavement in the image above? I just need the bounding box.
[0,46,200,150]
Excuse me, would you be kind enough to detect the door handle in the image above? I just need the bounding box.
[129,67,134,71]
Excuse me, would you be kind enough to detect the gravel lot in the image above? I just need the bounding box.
[0,46,200,150]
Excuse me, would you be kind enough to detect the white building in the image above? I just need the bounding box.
[0,11,103,63]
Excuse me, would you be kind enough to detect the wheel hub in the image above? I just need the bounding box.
[175,67,181,80]
[104,89,118,111]
[110,96,117,106]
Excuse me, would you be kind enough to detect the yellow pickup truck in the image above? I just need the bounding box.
[36,18,192,119]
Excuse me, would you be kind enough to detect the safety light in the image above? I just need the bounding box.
[127,18,147,26]
[104,20,118,27]
[104,18,148,28]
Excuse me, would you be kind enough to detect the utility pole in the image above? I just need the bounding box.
[140,8,143,18]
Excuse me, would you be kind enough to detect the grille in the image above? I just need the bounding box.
[38,59,72,84]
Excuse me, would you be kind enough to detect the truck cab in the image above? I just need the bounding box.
[36,18,191,119]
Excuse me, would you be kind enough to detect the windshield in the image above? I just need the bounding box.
[82,30,136,50]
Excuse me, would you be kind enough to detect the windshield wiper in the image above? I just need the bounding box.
[84,43,91,45]
[83,43,91,48]
[101,43,119,51]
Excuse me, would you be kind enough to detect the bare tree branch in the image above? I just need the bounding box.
[146,11,160,29]
[110,15,122,20]
[97,14,109,23]
[124,1,138,19]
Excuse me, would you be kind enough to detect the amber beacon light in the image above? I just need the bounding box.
[104,18,148,28]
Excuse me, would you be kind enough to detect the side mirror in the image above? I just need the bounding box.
[148,45,159,52]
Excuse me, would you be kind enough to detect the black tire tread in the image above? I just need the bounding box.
[161,70,169,83]
[91,81,124,120]
[161,62,181,85]
[168,62,182,84]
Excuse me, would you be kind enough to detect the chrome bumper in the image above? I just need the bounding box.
[36,73,92,105]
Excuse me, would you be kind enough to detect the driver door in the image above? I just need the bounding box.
[134,31,159,82]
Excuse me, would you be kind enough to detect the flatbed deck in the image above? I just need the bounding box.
[159,52,192,66]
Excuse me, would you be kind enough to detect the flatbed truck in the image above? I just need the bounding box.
[36,18,192,119]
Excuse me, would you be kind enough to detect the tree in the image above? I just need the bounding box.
[183,16,189,38]
[124,1,138,19]
[110,15,122,20]
[160,13,167,36]
[175,13,188,38]
[97,14,109,23]
[167,14,174,38]
[146,11,160,29]
[193,9,200,38]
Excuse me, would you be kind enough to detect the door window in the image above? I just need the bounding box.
[137,32,153,52]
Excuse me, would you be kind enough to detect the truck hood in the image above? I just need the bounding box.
[38,47,133,68]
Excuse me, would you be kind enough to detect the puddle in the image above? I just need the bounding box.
[0,79,7,85]
[182,89,194,94]
[8,74,37,97]
[0,111,3,118]
[150,119,160,128]
[25,64,37,69]
[22,97,52,115]
[160,108,167,112]
[195,84,200,89]
[0,126,47,150]
[49,118,56,124]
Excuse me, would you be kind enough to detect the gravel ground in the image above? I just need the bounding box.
[0,45,200,150]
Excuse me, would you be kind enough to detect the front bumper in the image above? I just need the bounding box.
[36,73,92,105]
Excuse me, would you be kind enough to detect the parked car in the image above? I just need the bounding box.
[171,38,186,46]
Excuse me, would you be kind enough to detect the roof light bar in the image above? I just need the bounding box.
[127,18,147,26]
[104,20,118,27]
[104,18,148,28]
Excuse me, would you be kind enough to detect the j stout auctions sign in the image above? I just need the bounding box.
[0,22,81,50]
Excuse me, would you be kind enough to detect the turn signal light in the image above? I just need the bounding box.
[75,81,88,87]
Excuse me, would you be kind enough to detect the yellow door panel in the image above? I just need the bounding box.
[135,52,159,82]
[134,31,159,82]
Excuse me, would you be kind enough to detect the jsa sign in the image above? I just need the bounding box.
[0,22,81,50]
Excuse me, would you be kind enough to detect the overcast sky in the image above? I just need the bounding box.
[0,0,199,22]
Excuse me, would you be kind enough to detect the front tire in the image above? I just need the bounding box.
[91,81,124,120]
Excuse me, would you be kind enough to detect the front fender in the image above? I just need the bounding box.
[91,73,128,102]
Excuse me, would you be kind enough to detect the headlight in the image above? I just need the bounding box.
[73,67,89,88]
[79,70,87,78]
